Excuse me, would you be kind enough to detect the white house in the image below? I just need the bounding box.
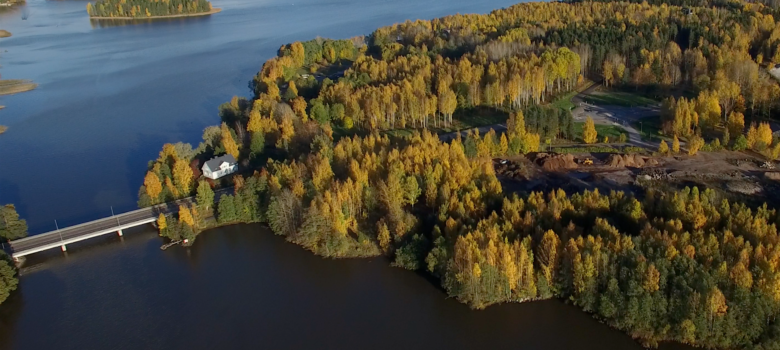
[202,154,238,180]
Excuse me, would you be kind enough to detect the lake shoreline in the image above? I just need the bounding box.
[89,7,221,20]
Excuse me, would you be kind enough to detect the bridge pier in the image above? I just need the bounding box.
[117,229,123,237]
[61,245,67,252]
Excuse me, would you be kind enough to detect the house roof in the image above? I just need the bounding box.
[203,154,237,172]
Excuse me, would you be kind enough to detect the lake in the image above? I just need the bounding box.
[0,0,691,349]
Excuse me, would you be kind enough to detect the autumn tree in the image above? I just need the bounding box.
[658,140,669,155]
[144,171,163,202]
[757,122,773,149]
[221,122,240,159]
[0,204,27,241]
[727,112,745,136]
[173,159,194,195]
[196,180,215,211]
[179,205,195,228]
[582,116,597,144]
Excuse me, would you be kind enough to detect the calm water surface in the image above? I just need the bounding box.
[0,1,692,349]
[1,224,676,350]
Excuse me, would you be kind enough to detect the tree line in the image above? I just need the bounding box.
[0,204,27,306]
[86,0,213,18]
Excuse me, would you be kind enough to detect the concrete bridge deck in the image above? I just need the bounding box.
[7,188,232,259]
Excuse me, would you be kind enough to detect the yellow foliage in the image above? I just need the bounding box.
[746,123,758,149]
[727,112,745,136]
[144,171,163,201]
[173,159,194,194]
[658,140,669,154]
[757,122,773,148]
[582,116,598,144]
[221,123,240,159]
[178,205,195,227]
[157,213,167,231]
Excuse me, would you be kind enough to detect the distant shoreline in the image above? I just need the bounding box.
[89,7,221,20]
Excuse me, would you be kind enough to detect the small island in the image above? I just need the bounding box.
[86,0,219,19]
[0,0,24,7]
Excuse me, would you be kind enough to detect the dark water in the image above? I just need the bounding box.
[0,224,675,350]
[0,1,695,349]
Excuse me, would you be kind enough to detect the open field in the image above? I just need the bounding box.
[583,89,659,107]
[382,106,508,139]
[0,80,37,96]
[572,122,626,143]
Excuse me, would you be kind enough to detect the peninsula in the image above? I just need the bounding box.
[86,0,216,19]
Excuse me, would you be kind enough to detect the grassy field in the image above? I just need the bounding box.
[551,90,578,111]
[584,91,658,107]
[0,80,37,96]
[550,80,595,112]
[630,116,670,142]
[572,122,627,143]
[383,107,509,138]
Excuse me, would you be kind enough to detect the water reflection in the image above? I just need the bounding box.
[89,14,214,28]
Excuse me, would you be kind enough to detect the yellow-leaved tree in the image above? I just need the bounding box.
[582,116,598,144]
[727,111,745,136]
[173,159,194,195]
[144,171,163,202]
[672,135,681,153]
[746,123,758,149]
[179,205,195,227]
[221,122,240,159]
[157,213,167,232]
[757,122,773,148]
[658,140,669,155]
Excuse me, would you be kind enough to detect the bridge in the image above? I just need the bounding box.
[7,189,231,260]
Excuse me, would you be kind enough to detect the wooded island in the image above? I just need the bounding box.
[86,0,217,19]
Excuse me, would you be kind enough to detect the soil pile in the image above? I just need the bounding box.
[765,172,780,181]
[606,154,658,168]
[727,181,762,195]
[536,153,578,171]
[494,160,528,180]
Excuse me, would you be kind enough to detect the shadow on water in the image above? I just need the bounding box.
[89,14,214,29]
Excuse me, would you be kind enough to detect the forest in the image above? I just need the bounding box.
[138,0,780,348]
[86,0,213,18]
[0,204,25,306]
